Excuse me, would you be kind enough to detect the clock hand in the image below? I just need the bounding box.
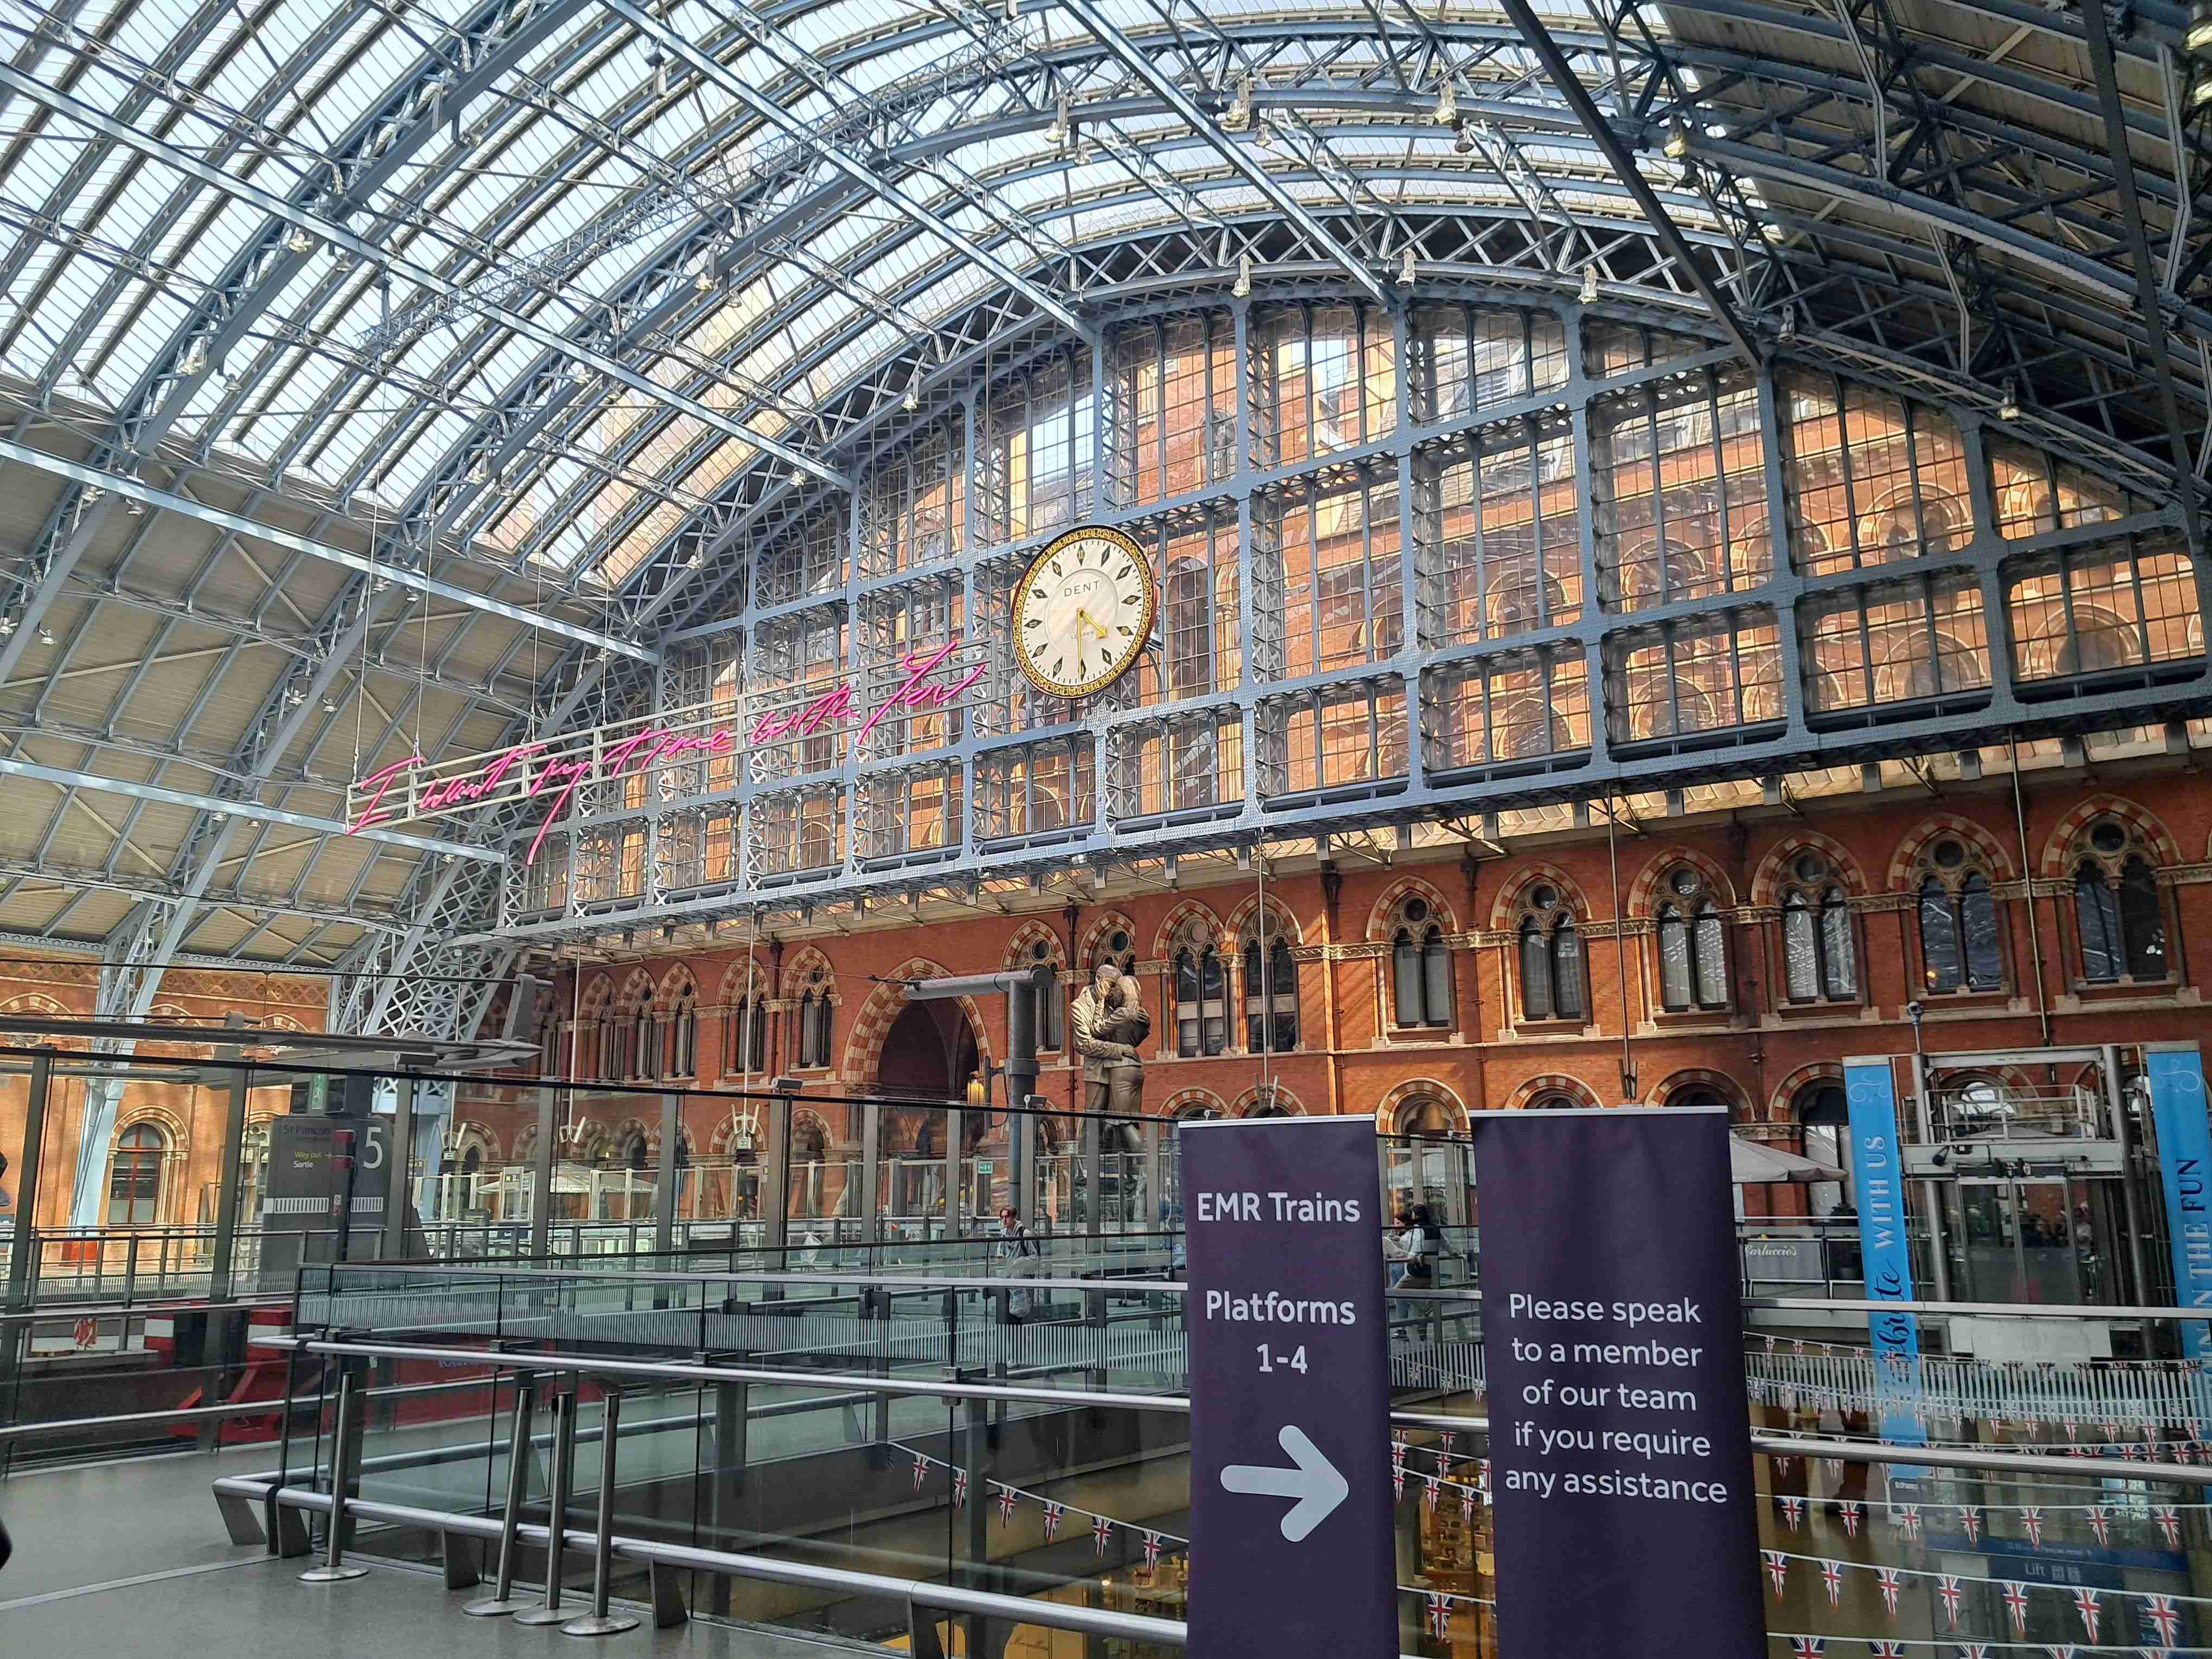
[1073,607,1109,641]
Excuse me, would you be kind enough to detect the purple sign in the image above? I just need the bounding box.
[1182,1116,1396,1659]
[1469,1105,1764,1659]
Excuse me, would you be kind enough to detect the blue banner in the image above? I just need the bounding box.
[1843,1057,1926,1450]
[2145,1044,2212,1361]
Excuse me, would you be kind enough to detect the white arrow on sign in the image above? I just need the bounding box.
[1220,1424,1349,1542]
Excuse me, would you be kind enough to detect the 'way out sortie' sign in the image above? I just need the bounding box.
[1181,1115,1394,1658]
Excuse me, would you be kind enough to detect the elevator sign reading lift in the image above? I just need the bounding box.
[1181,1116,1395,1659]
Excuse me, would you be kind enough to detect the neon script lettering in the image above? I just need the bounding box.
[348,642,985,865]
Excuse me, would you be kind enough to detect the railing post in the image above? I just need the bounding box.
[297,1359,369,1583]
[561,1385,640,1636]
[208,1053,250,1301]
[529,1085,557,1261]
[514,1386,580,1625]
[464,1373,538,1616]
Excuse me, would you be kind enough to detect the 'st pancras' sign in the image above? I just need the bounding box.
[343,640,988,865]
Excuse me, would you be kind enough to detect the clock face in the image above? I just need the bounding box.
[1012,525,1157,698]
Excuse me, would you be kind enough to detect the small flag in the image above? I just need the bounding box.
[1819,1559,1842,1606]
[2003,1580,2030,1636]
[1959,1505,1981,1544]
[1876,1566,1902,1617]
[2106,1418,2123,1442]
[1958,1647,1990,1659]
[2156,1504,2181,1547]
[954,1469,969,1509]
[1392,1462,1405,1500]
[1841,1500,1862,1538]
[1426,1592,1452,1640]
[912,1450,930,1490]
[2042,1648,2074,1659]
[1898,1502,1921,1539]
[2022,1507,2044,1546]
[1141,1529,1163,1565]
[2064,1418,2078,1441]
[996,1484,1017,1523]
[1937,1573,1963,1629]
[2144,1592,2181,1647]
[1823,1457,1843,1482]
[1782,1495,1805,1531]
[1763,1549,1788,1596]
[1042,1501,1064,1541]
[1764,1334,1777,1353]
[2072,1586,2100,1642]
[2088,1505,2111,1546]
[1869,1643,1907,1658]
[1092,1514,1113,1556]
[1440,1431,1456,1457]
[1421,1473,1440,1514]
[1788,1639,1823,1659]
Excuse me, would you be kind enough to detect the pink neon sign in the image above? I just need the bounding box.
[344,640,989,866]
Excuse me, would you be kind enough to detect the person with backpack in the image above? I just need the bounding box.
[1388,1204,1444,1338]
[996,1206,1039,1320]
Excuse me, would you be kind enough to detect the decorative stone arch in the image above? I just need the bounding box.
[839,957,996,1088]
[1076,910,1140,972]
[719,955,772,1006]
[780,945,839,1004]
[608,1115,654,1161]
[1502,1073,1602,1110]
[1765,1062,1846,1125]
[1625,846,1739,915]
[1001,918,1067,970]
[1886,814,2017,890]
[567,1118,613,1160]
[1158,1085,1232,1120]
[510,1123,540,1165]
[1644,1068,1751,1112]
[1488,862,1593,930]
[578,975,615,1018]
[656,963,700,1008]
[262,1012,308,1033]
[787,1106,837,1155]
[0,991,69,1016]
[137,1000,208,1059]
[1232,1082,1306,1117]
[1752,833,1870,908]
[614,968,655,1013]
[1365,876,1460,942]
[1222,893,1305,946]
[1152,898,1229,962]
[113,1101,191,1150]
[2038,794,2183,877]
[447,1118,503,1159]
[1373,1078,1470,1135]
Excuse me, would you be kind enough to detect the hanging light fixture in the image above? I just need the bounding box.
[694,261,714,293]
[34,623,54,646]
[648,49,668,98]
[321,691,340,713]
[286,228,314,255]
[1222,76,1253,133]
[180,339,207,376]
[468,455,490,483]
[1233,253,1253,298]
[1663,120,1690,160]
[1454,122,1476,155]
[568,359,592,384]
[1397,247,1417,287]
[1579,265,1599,304]
[902,382,919,412]
[1047,92,1070,147]
[1998,379,2022,421]
[2190,0,2212,57]
[1432,81,1458,126]
[1776,310,1798,345]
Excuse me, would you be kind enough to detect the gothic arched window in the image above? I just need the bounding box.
[107,1123,165,1225]
[1779,853,1856,1002]
[1655,866,1728,1012]
[2069,818,2168,983]
[1515,882,1585,1022]
[1915,838,2003,994]
[1173,928,1227,1057]
[668,983,698,1077]
[1390,896,1454,1028]
[1242,919,1300,1054]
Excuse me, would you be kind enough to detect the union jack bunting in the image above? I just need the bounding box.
[1422,1474,1439,1514]
[2042,1647,2075,1659]
[1763,1549,1788,1596]
[1478,1458,1491,1494]
[1141,1530,1163,1566]
[912,1450,930,1490]
[1841,1500,1862,1538]
[1782,1495,1805,1531]
[953,1469,970,1509]
[1764,1334,1777,1352]
[1824,1458,1844,1481]
[2064,1418,2079,1441]
[1426,1593,1452,1640]
[995,1483,1016,1523]
[1869,1642,1908,1658]
[2002,1580,2031,1636]
[2144,1592,2182,1646]
[2022,1507,2045,1546]
[1459,1480,1478,1518]
[1876,1566,1903,1617]
[1898,1503,1922,1539]
[1392,1463,1405,1500]
[2072,1586,2100,1642]
[1042,1501,1064,1541]
[1959,1506,1981,1545]
[2156,1504,2181,1547]
[1787,1638,1822,1658]
[1775,1455,1795,1478]
[1092,1514,1113,1555]
[2106,1419,2123,1441]
[2088,1506,2111,1546]
[1937,1574,1963,1629]
[1818,1559,1842,1606]
[1957,1646,1990,1659]
[1440,1431,1455,1456]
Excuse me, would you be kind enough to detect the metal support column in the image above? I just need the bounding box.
[207,1051,250,1302]
[943,1104,963,1239]
[1143,1118,1164,1231]
[1006,974,1039,1220]
[2106,1043,2154,1305]
[514,1387,579,1624]
[380,1072,417,1262]
[1012,1108,1036,1225]
[764,1089,793,1282]
[654,1091,681,1256]
[530,1086,557,1260]
[1906,1050,1952,1301]
[961,1394,990,1657]
[859,1098,882,1245]
[1,1047,56,1395]
[298,1361,369,1582]
[1082,1109,1103,1238]
[465,1374,538,1616]
[562,1387,640,1636]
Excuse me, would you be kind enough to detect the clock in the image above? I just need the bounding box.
[1011,524,1158,698]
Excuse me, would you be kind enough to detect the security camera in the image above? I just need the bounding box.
[1904,999,1926,1022]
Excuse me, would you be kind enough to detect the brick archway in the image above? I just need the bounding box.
[1886,813,2017,890]
[1365,875,1459,942]
[1373,1078,1469,1134]
[1159,1086,1231,1120]
[1751,833,1869,907]
[2039,793,2183,876]
[1501,1073,1602,1110]
[1625,846,1738,915]
[1488,861,1593,929]
[1644,1068,1750,1111]
[840,959,996,1090]
[1766,1062,1845,1124]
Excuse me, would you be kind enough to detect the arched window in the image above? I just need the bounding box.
[1655,866,1729,1011]
[1514,882,1584,1022]
[728,995,768,1076]
[2068,818,2169,983]
[1394,1097,1458,1136]
[1242,925,1300,1054]
[1174,930,1227,1057]
[1526,1092,1583,1111]
[796,974,834,1069]
[1390,896,1454,1028]
[460,1144,484,1181]
[634,1001,658,1080]
[107,1123,165,1225]
[1778,853,1856,1002]
[1029,941,1065,1052]
[667,984,698,1077]
[1915,838,2004,993]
